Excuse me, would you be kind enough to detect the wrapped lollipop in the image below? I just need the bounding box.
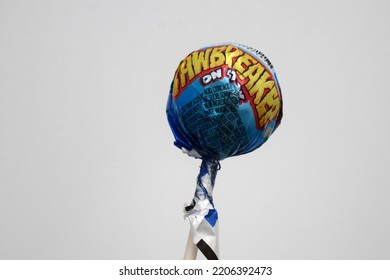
[166,43,283,260]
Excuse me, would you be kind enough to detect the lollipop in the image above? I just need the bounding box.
[166,43,283,259]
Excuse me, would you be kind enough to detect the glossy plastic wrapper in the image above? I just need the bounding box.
[167,43,283,161]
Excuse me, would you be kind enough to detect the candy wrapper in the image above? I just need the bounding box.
[166,43,283,259]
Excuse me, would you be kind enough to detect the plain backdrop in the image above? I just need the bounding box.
[1,0,389,259]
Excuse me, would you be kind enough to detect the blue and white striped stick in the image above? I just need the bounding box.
[183,159,220,260]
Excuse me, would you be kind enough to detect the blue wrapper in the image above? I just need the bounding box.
[167,43,283,160]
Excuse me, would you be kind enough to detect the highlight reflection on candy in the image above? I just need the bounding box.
[166,43,283,259]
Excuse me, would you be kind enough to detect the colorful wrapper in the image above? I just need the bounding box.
[166,43,283,259]
[184,159,220,259]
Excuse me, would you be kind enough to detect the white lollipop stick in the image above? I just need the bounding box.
[183,229,198,260]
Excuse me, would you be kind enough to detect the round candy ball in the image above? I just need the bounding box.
[167,43,283,160]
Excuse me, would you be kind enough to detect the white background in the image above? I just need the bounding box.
[1,0,389,259]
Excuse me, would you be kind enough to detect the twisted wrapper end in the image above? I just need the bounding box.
[184,159,220,260]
